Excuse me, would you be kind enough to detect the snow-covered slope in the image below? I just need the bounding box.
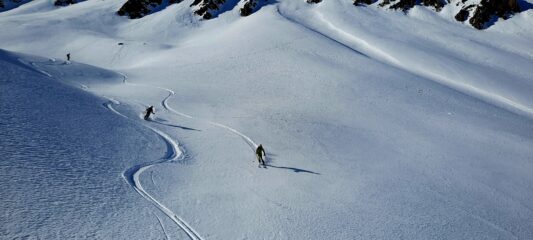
[1,0,533,239]
[0,49,175,239]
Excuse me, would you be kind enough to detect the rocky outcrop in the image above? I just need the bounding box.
[54,0,85,6]
[347,0,524,30]
[353,0,374,6]
[469,0,520,29]
[378,0,391,7]
[389,0,416,12]
[421,0,445,11]
[0,0,5,8]
[108,0,521,28]
[190,0,226,20]
[240,0,258,16]
[117,0,183,19]
[116,0,263,20]
[455,4,475,22]
[379,0,443,11]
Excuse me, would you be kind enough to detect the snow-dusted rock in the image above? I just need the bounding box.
[421,0,446,11]
[467,0,521,29]
[353,0,374,6]
[54,0,85,7]
[351,0,524,29]
[240,0,257,16]
[117,0,183,19]
[190,0,226,19]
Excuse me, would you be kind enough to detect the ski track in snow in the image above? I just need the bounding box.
[277,7,533,120]
[103,72,259,239]
[118,73,259,151]
[103,100,204,240]
[155,213,170,240]
[25,61,204,240]
[276,10,526,236]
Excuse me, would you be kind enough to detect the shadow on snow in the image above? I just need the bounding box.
[263,153,320,175]
[150,119,201,131]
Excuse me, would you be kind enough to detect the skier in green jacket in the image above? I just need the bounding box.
[256,144,266,166]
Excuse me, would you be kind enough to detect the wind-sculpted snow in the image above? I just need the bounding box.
[0,50,208,239]
[104,101,204,240]
[0,50,173,239]
[279,0,533,119]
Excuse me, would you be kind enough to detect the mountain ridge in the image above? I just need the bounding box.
[2,0,528,30]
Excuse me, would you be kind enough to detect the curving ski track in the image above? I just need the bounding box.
[118,72,259,151]
[27,60,259,239]
[23,60,205,239]
[110,72,260,239]
[103,100,203,240]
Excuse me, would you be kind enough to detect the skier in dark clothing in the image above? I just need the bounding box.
[256,144,266,166]
[144,106,155,120]
[66,53,70,61]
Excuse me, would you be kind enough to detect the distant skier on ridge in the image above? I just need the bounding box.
[144,106,155,120]
[66,53,70,61]
[256,144,266,166]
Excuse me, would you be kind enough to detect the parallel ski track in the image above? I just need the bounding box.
[118,72,259,151]
[104,99,204,240]
[27,57,260,240]
[114,71,260,238]
[23,60,204,239]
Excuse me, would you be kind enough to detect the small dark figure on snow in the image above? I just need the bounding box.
[256,144,266,165]
[144,106,155,120]
[66,53,70,61]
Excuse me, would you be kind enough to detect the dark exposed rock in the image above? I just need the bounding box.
[106,0,522,30]
[191,0,226,20]
[389,0,416,12]
[117,0,183,19]
[353,0,374,6]
[469,0,520,29]
[371,0,523,30]
[455,4,474,22]
[455,8,469,21]
[0,0,4,8]
[54,0,84,6]
[118,0,161,19]
[378,0,393,8]
[421,0,445,11]
[240,0,258,16]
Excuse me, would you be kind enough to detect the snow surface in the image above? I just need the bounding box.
[1,0,533,239]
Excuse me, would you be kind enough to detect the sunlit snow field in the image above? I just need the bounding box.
[1,0,533,239]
